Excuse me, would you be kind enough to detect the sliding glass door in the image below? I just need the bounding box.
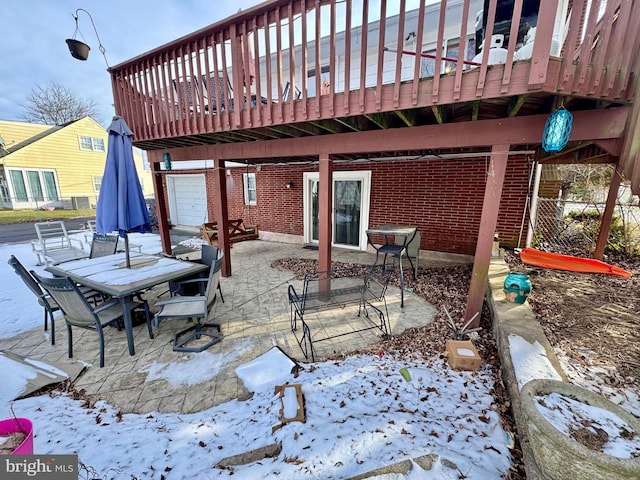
[333,179,362,246]
[303,171,371,250]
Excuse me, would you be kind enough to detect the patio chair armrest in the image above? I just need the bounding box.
[92,298,123,314]
[69,237,85,250]
[31,240,44,252]
[288,284,303,309]
[156,296,206,307]
[84,220,96,243]
[31,241,46,265]
[172,277,208,287]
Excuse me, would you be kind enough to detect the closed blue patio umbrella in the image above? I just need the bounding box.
[96,116,151,268]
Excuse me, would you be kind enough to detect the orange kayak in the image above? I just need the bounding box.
[519,248,632,278]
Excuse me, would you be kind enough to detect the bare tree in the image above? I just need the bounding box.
[21,82,101,126]
[558,164,614,203]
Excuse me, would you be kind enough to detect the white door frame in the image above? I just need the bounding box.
[303,170,371,251]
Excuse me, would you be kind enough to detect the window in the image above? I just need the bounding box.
[10,170,28,201]
[420,48,438,77]
[27,171,44,201]
[79,136,93,150]
[92,176,102,192]
[92,138,105,151]
[8,168,59,203]
[43,172,59,200]
[421,37,476,77]
[0,174,9,202]
[243,173,257,205]
[307,65,330,98]
[79,135,105,151]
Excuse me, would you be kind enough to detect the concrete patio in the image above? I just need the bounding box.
[4,229,588,478]
[1,238,459,415]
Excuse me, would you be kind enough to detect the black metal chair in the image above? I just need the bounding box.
[33,273,153,368]
[89,233,119,258]
[168,245,224,302]
[155,254,224,352]
[8,255,60,345]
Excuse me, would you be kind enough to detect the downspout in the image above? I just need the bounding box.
[525,162,543,248]
[517,155,535,248]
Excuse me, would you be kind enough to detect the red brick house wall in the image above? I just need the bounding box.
[191,156,531,256]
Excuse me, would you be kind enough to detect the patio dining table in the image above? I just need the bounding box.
[46,252,208,356]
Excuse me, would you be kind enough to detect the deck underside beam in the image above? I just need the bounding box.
[165,107,629,163]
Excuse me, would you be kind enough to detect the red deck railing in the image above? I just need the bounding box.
[110,0,640,144]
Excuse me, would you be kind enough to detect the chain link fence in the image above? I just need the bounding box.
[532,198,640,255]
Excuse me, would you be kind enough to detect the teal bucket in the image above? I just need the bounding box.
[503,273,531,304]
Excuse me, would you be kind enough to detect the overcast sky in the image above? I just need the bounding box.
[0,0,266,127]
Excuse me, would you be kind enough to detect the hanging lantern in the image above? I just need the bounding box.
[542,106,573,152]
[163,152,172,171]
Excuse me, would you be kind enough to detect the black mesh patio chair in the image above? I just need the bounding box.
[89,233,119,258]
[8,255,60,345]
[155,254,224,352]
[33,273,153,368]
[168,245,224,301]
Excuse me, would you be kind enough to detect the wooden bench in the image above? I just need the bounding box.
[200,219,259,246]
[287,266,391,361]
[31,221,90,267]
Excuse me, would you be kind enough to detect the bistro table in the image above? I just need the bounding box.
[46,252,208,356]
[366,224,418,308]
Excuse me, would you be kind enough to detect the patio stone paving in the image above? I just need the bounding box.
[1,239,466,415]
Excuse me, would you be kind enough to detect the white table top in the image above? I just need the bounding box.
[366,224,417,237]
[46,252,207,298]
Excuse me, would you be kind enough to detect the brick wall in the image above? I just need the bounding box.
[194,156,531,256]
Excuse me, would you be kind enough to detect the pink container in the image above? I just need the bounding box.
[0,418,33,454]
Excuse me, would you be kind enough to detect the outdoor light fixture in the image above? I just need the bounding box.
[542,105,573,153]
[286,182,294,189]
[65,8,109,67]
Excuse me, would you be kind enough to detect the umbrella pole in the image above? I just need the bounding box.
[125,234,131,268]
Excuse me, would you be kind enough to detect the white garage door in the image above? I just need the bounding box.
[167,174,208,226]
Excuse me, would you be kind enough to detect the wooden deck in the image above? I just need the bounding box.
[110,0,640,191]
[108,0,640,325]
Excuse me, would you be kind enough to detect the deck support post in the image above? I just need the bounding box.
[594,160,621,260]
[213,158,232,276]
[318,153,333,277]
[149,153,172,256]
[464,144,509,328]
